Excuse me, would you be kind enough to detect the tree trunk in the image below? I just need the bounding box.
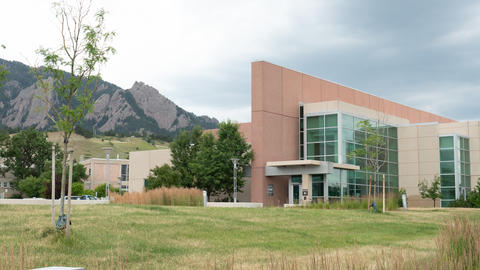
[59,140,69,218]
[433,199,435,208]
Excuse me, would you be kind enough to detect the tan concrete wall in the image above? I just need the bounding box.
[398,124,440,207]
[304,101,411,126]
[128,149,171,192]
[80,158,129,190]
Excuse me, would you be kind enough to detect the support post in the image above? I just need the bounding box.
[382,174,386,213]
[368,176,372,210]
[51,145,56,226]
[66,149,73,238]
[340,170,343,204]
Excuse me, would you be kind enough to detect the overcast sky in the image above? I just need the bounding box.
[2,1,480,123]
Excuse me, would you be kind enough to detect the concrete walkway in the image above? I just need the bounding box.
[0,199,109,205]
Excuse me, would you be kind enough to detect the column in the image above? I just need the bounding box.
[301,174,312,205]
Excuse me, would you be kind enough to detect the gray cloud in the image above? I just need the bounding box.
[3,1,480,122]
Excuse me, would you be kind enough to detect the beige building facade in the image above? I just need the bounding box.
[128,149,171,192]
[81,158,130,191]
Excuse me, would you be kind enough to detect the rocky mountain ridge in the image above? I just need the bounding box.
[0,58,218,137]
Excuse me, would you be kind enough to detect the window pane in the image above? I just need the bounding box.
[325,155,338,162]
[312,182,324,197]
[439,136,454,149]
[388,150,398,162]
[291,175,302,183]
[307,129,324,142]
[312,174,324,182]
[388,138,398,150]
[440,149,454,161]
[388,127,397,138]
[307,116,324,129]
[388,163,398,175]
[342,114,354,129]
[325,114,338,127]
[354,117,366,129]
[343,128,354,141]
[307,143,324,156]
[354,130,365,144]
[325,128,338,141]
[440,175,455,187]
[465,139,470,150]
[325,142,338,155]
[440,162,455,174]
[441,188,455,200]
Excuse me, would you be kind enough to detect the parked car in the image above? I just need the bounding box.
[80,195,97,200]
[64,196,81,200]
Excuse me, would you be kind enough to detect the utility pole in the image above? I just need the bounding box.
[103,147,113,200]
[51,145,56,226]
[231,158,239,203]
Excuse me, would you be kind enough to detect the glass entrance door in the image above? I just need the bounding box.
[293,184,300,204]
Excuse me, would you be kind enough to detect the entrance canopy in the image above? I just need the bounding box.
[264,160,359,176]
[265,160,332,176]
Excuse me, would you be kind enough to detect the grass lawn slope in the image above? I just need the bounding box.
[1,204,479,269]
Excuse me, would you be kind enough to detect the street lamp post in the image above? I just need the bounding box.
[231,158,239,203]
[102,147,113,200]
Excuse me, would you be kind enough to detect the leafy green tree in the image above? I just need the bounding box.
[94,183,119,197]
[145,164,182,190]
[215,121,253,199]
[347,120,387,205]
[71,182,84,196]
[418,175,442,208]
[17,176,49,198]
[0,129,52,180]
[191,133,224,199]
[170,126,203,187]
[32,0,115,226]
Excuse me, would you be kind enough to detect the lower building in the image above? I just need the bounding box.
[80,158,130,192]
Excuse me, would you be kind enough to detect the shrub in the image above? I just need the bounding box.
[71,182,84,196]
[17,176,48,198]
[450,181,480,208]
[111,187,203,206]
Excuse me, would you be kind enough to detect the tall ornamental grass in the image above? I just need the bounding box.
[111,187,203,206]
[307,195,399,211]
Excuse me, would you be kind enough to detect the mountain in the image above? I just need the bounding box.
[0,58,218,138]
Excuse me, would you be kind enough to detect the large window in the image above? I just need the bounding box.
[440,136,471,207]
[306,114,338,162]
[121,164,129,182]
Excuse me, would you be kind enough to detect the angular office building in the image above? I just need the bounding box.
[238,61,479,207]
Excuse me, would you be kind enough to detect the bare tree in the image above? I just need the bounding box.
[33,0,115,230]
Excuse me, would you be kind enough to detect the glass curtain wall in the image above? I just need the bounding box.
[341,113,399,197]
[439,136,471,207]
[303,112,399,199]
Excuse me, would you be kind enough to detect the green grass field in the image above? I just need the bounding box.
[47,132,169,160]
[0,204,479,269]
